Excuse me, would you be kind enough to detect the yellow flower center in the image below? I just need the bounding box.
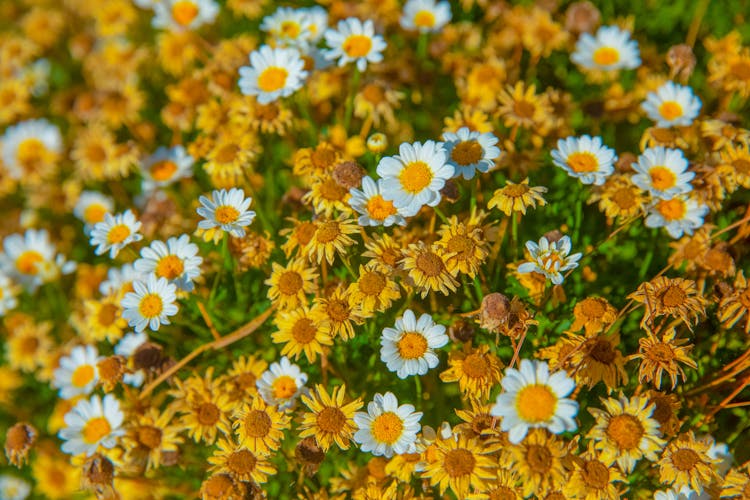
[83,204,108,224]
[277,270,303,296]
[196,402,220,425]
[243,410,271,437]
[515,384,557,423]
[291,318,317,344]
[71,364,95,388]
[150,160,178,181]
[172,1,199,26]
[414,10,436,28]
[658,101,683,121]
[82,417,111,444]
[315,221,341,243]
[107,224,131,244]
[370,412,403,445]
[581,460,610,489]
[214,205,240,224]
[451,140,484,166]
[155,255,185,280]
[272,375,298,399]
[257,67,288,93]
[566,152,599,173]
[503,183,530,198]
[592,46,620,66]
[606,414,644,450]
[444,448,475,478]
[317,406,347,433]
[397,332,428,360]
[461,352,489,379]
[672,448,700,471]
[649,166,677,191]
[137,426,163,449]
[215,144,239,164]
[366,194,397,221]
[656,198,686,221]
[139,293,164,318]
[16,138,47,170]
[399,160,433,194]
[15,250,43,275]
[730,61,750,80]
[415,250,445,277]
[280,21,300,38]
[343,35,372,58]
[358,270,386,296]
[227,449,257,475]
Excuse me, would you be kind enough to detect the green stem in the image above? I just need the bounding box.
[414,375,423,408]
[433,206,449,224]
[296,92,317,144]
[573,187,584,242]
[417,32,428,61]
[511,212,519,260]
[343,67,361,133]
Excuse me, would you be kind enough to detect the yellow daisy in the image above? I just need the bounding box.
[299,384,363,451]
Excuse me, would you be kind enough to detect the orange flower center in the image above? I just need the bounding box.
[83,204,108,224]
[342,35,372,58]
[172,1,199,26]
[444,448,475,477]
[397,332,428,360]
[370,412,403,444]
[515,384,557,423]
[730,61,750,80]
[415,250,445,277]
[155,255,185,280]
[567,152,599,173]
[414,10,436,28]
[656,198,686,221]
[82,417,111,444]
[672,448,700,471]
[137,425,163,449]
[592,46,620,66]
[72,364,95,387]
[227,449,257,475]
[658,101,683,122]
[272,375,297,399]
[358,270,386,296]
[291,318,317,344]
[451,140,484,166]
[243,410,272,437]
[150,160,178,181]
[196,402,220,425]
[606,414,644,450]
[15,250,43,275]
[461,352,490,379]
[16,138,47,170]
[257,67,288,93]
[366,194,397,221]
[581,460,610,489]
[277,270,303,296]
[280,21,300,38]
[317,406,347,433]
[139,293,163,318]
[214,205,240,224]
[107,224,131,244]
[649,166,677,190]
[315,221,340,243]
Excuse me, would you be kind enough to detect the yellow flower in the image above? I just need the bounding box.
[401,241,459,298]
[630,327,697,390]
[265,258,318,310]
[299,384,363,451]
[31,451,81,499]
[506,429,568,497]
[488,178,547,216]
[436,214,491,278]
[440,344,503,401]
[629,276,707,330]
[272,305,333,363]
[122,407,183,471]
[347,264,401,318]
[421,434,496,497]
[313,286,363,341]
[232,396,290,455]
[208,436,277,484]
[305,217,359,265]
[658,431,718,493]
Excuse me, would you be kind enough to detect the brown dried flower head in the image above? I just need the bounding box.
[4,422,36,467]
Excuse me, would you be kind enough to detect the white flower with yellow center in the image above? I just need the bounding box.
[89,210,143,259]
[377,140,453,217]
[99,263,147,296]
[0,229,75,292]
[0,272,19,316]
[354,392,422,458]
[256,356,308,411]
[400,0,452,33]
[645,195,708,239]
[571,25,641,71]
[1,118,62,180]
[518,235,582,285]
[490,359,578,444]
[238,45,308,105]
[59,394,125,456]
[134,234,202,292]
[141,145,194,192]
[52,345,101,400]
[442,127,501,180]
[121,274,179,332]
[73,191,114,232]
[0,475,30,500]
[302,6,328,44]
[152,0,219,31]
[380,309,448,379]
[348,176,408,227]
[552,135,616,186]
[642,81,702,128]
[324,18,387,72]
[632,147,694,200]
[260,6,312,48]
[197,187,256,238]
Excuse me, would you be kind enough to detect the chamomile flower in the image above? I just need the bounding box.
[141,145,194,192]
[377,140,453,216]
[571,25,641,71]
[645,195,709,239]
[400,0,452,33]
[52,345,101,400]
[642,81,702,128]
[238,45,308,105]
[632,147,694,199]
[348,176,407,227]
[197,188,256,238]
[260,7,312,48]
[89,210,143,259]
[1,229,75,292]
[441,127,500,180]
[301,6,328,43]
[121,274,179,332]
[59,394,125,456]
[490,359,578,444]
[99,263,147,296]
[152,0,219,31]
[1,118,62,180]
[0,272,19,316]
[518,235,582,285]
[551,135,617,186]
[353,392,422,458]
[324,18,387,72]
[256,356,308,411]
[0,475,30,500]
[380,309,449,379]
[134,234,202,292]
[73,191,114,232]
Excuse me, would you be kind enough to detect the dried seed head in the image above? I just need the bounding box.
[449,318,476,343]
[295,436,326,473]
[82,453,116,499]
[616,152,638,173]
[440,179,460,203]
[133,342,164,371]
[542,229,563,244]
[478,293,511,333]
[200,473,246,500]
[565,1,601,35]
[5,422,36,467]
[97,356,126,392]
[667,44,696,81]
[332,160,365,190]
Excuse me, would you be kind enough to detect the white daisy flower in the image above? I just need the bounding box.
[141,145,194,192]
[59,394,125,457]
[324,18,387,72]
[89,210,143,259]
[642,81,702,128]
[631,147,694,199]
[256,356,308,411]
[22,58,51,97]
[197,187,256,238]
[518,235,582,285]
[0,272,19,316]
[52,345,101,400]
[134,234,202,292]
[706,439,732,476]
[571,25,641,71]
[238,45,308,105]
[260,6,312,48]
[348,176,408,227]
[442,127,501,180]
[353,392,422,458]
[400,0,452,33]
[0,475,31,500]
[152,0,219,31]
[490,359,578,444]
[99,263,147,296]
[301,6,328,43]
[114,332,148,387]
[654,489,698,500]
[121,274,179,332]
[73,191,114,232]
[551,135,617,186]
[645,195,709,239]
[0,229,75,292]
[0,118,62,180]
[380,309,449,379]
[377,140,453,216]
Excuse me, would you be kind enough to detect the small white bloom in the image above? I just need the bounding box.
[121,274,179,332]
[114,332,148,387]
[1,118,62,180]
[348,176,408,227]
[353,392,422,458]
[645,195,709,239]
[256,356,308,411]
[380,309,448,379]
[89,210,143,259]
[571,25,641,71]
[99,263,147,296]
[52,345,101,400]
[400,0,452,33]
[551,135,616,186]
[654,489,698,500]
[152,0,219,31]
[197,187,256,238]
[706,439,732,476]
[631,147,694,199]
[59,394,125,456]
[73,191,114,232]
[518,235,582,285]
[0,475,31,500]
[141,145,194,192]
[134,234,202,291]
[642,81,702,128]
[21,58,51,97]
[260,6,312,48]
[238,45,308,105]
[324,18,387,72]
[0,229,75,292]
[0,272,19,316]
[301,6,328,43]
[442,127,500,180]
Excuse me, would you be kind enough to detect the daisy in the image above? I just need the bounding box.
[141,145,194,192]
[0,475,30,500]
[645,195,709,239]
[571,25,641,71]
[441,127,500,180]
[0,229,75,292]
[301,5,328,44]
[324,18,387,72]
[551,135,617,186]
[197,188,256,238]
[121,274,179,332]
[238,45,308,105]
[256,356,308,411]
[400,0,452,33]
[52,345,101,400]
[99,263,147,296]
[348,176,408,227]
[490,359,578,444]
[518,235,582,285]
[134,234,203,291]
[380,309,449,379]
[59,394,125,456]
[260,7,312,48]
[377,140,453,216]
[152,0,219,31]
[631,147,694,199]
[353,392,422,458]
[299,384,363,451]
[89,210,144,259]
[0,272,19,316]
[73,191,114,232]
[642,81,702,128]
[1,118,62,180]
